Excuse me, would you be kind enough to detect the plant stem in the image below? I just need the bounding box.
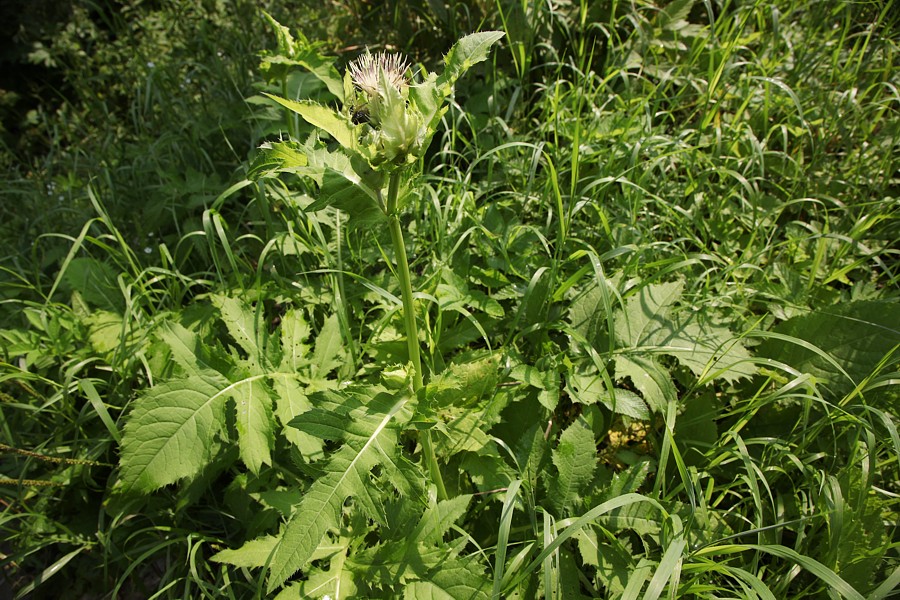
[386,172,448,501]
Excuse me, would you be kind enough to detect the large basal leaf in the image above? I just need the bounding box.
[615,280,756,384]
[119,369,231,492]
[757,300,900,400]
[614,355,676,412]
[267,388,414,592]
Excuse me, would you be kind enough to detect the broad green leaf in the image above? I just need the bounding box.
[578,530,632,594]
[509,363,550,389]
[273,540,357,600]
[757,300,900,400]
[655,0,695,29]
[549,416,598,513]
[158,321,216,379]
[349,542,490,599]
[267,389,413,591]
[460,445,517,492]
[211,535,278,568]
[119,370,230,492]
[299,146,385,226]
[434,408,494,456]
[263,94,356,150]
[402,555,491,600]
[61,257,123,312]
[657,315,756,383]
[605,460,652,499]
[616,280,755,383]
[509,363,561,410]
[567,372,650,420]
[614,281,682,347]
[567,281,613,348]
[85,310,127,354]
[270,374,324,459]
[427,355,501,407]
[233,377,275,474]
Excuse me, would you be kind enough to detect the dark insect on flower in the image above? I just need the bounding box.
[350,104,370,125]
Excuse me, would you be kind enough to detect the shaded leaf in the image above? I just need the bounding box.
[758,300,900,400]
[567,372,650,420]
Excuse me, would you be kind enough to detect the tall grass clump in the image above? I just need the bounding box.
[1,0,898,597]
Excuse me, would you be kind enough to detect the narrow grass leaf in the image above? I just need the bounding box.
[491,479,522,599]
[642,537,686,600]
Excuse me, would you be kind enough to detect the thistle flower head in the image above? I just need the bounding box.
[348,51,410,98]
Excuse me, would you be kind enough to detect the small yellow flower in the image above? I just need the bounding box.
[348,51,409,98]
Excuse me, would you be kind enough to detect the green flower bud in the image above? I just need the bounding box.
[347,51,423,170]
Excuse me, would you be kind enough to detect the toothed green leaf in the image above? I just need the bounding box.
[267,388,415,592]
[549,416,598,513]
[119,369,230,492]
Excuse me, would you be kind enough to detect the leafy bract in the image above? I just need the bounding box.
[263,95,356,150]
[439,31,507,90]
[259,11,344,101]
[257,24,504,213]
[248,140,308,179]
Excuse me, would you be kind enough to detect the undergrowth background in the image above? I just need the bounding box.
[1,0,898,598]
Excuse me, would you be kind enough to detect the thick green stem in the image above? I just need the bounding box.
[386,172,447,500]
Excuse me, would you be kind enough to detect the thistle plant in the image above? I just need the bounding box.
[257,32,504,501]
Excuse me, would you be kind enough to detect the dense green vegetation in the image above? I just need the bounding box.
[1,0,898,597]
